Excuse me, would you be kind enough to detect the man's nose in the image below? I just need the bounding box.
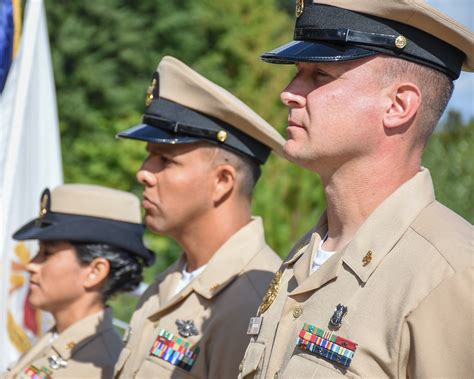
[280,79,307,108]
[136,165,157,186]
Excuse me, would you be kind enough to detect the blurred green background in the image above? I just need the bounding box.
[43,0,473,323]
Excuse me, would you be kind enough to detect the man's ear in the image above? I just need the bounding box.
[84,257,110,289]
[383,82,421,130]
[212,164,237,205]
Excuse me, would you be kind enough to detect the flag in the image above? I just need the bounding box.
[0,0,21,93]
[0,0,63,371]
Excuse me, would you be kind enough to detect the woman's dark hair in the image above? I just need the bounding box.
[71,242,144,302]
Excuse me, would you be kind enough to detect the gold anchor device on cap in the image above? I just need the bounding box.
[263,0,474,80]
[117,56,285,165]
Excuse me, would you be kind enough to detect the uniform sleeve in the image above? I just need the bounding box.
[405,267,473,377]
[206,277,262,379]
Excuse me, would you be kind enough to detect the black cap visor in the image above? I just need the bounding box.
[262,40,376,64]
[117,97,271,164]
[262,4,464,79]
[13,213,155,266]
[118,123,201,145]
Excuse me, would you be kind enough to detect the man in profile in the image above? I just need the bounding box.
[239,1,473,377]
[115,56,284,378]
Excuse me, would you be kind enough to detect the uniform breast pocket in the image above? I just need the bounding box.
[239,341,265,378]
[135,354,197,379]
[281,352,361,379]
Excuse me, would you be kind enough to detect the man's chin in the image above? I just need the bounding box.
[145,223,164,234]
[283,140,305,163]
[283,142,323,172]
[144,218,169,236]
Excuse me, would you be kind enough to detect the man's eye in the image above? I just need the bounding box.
[314,70,329,78]
[161,156,173,165]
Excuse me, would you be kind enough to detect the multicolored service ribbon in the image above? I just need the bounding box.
[22,365,52,379]
[296,323,358,368]
[150,329,200,371]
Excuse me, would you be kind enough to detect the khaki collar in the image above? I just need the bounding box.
[50,308,114,360]
[289,168,435,294]
[155,217,268,313]
[342,168,435,283]
[9,308,114,376]
[285,213,328,267]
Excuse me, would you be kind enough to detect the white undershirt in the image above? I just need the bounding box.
[310,233,336,274]
[48,331,59,345]
[173,263,207,297]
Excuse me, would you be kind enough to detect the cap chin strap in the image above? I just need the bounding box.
[295,28,404,50]
[142,114,225,141]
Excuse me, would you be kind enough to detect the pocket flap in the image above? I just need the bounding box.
[240,342,265,378]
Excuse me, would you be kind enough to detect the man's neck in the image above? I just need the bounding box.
[174,203,252,272]
[321,159,420,252]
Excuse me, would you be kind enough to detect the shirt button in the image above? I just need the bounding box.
[274,371,279,379]
[293,305,303,318]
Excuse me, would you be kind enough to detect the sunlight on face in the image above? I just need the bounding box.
[136,143,216,238]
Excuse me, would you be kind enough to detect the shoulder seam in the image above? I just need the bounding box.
[408,226,455,271]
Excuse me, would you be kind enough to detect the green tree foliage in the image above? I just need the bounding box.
[423,111,474,223]
[44,2,473,323]
[45,0,326,321]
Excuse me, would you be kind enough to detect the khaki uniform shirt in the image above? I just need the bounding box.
[239,169,473,378]
[116,217,282,379]
[3,308,122,379]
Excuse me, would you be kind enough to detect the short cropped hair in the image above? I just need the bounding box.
[71,242,144,302]
[378,56,454,145]
[213,147,262,199]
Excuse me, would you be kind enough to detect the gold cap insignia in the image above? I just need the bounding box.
[145,78,157,107]
[216,130,228,143]
[37,189,50,225]
[257,271,282,315]
[395,35,407,49]
[296,0,304,17]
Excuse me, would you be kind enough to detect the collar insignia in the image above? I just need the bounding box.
[362,250,373,267]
